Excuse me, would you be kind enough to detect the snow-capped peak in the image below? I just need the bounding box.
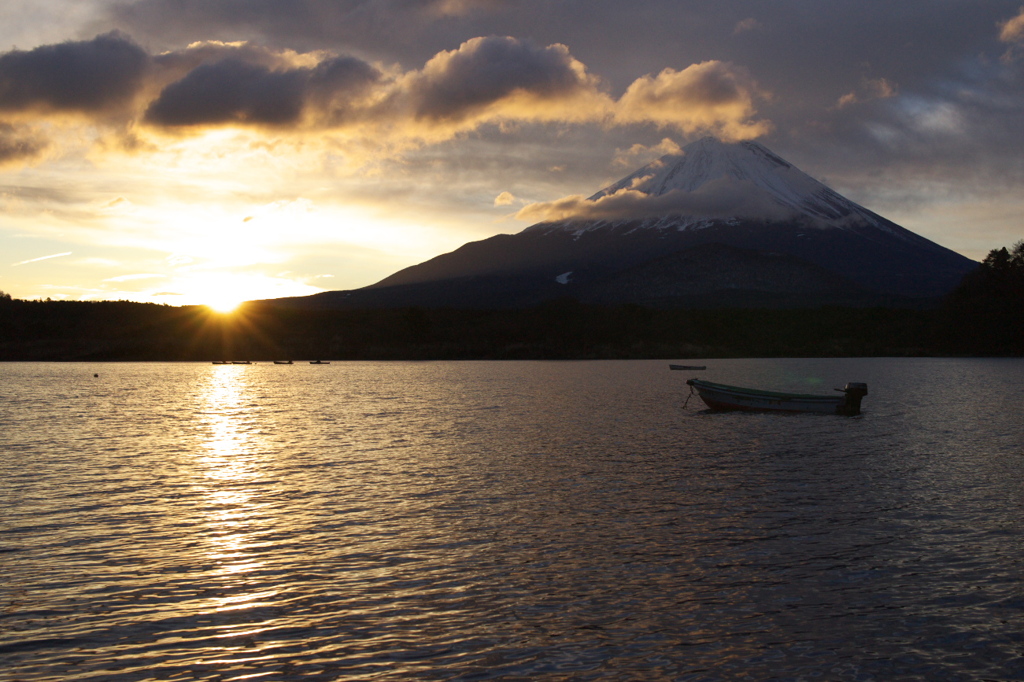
[585,137,883,228]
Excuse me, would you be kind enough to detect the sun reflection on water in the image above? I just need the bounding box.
[193,365,274,609]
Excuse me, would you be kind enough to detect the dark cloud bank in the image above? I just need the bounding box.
[0,32,149,114]
[145,55,382,126]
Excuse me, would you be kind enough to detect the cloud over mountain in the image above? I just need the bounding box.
[514,180,796,224]
[614,62,771,142]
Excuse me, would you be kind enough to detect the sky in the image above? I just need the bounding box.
[2,0,1024,308]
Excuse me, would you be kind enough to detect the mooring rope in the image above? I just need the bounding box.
[682,382,696,410]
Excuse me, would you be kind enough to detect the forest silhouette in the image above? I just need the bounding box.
[2,243,1021,360]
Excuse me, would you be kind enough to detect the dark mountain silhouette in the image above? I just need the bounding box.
[281,137,977,309]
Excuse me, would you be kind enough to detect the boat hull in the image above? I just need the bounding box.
[686,379,866,415]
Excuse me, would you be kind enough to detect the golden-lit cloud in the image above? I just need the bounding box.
[365,36,618,146]
[0,34,772,165]
[401,37,605,123]
[836,92,857,108]
[999,7,1024,43]
[515,178,796,224]
[493,191,516,206]
[836,77,898,108]
[614,61,772,142]
[613,138,682,166]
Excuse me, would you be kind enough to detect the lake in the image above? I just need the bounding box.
[2,358,1023,680]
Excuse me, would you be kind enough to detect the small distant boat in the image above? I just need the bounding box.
[310,360,330,365]
[211,360,230,365]
[232,360,253,365]
[669,364,707,370]
[274,360,293,365]
[685,378,867,416]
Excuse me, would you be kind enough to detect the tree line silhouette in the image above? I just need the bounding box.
[940,241,1024,354]
[1,242,1021,360]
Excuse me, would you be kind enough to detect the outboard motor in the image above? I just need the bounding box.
[836,382,868,416]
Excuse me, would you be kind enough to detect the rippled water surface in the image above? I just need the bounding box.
[2,358,1024,681]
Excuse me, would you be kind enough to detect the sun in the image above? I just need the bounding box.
[164,269,321,311]
[206,297,243,314]
[197,279,250,313]
[176,273,255,313]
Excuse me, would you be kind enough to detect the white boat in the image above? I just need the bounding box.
[685,378,867,415]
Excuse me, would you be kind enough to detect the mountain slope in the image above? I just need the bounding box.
[289,137,977,309]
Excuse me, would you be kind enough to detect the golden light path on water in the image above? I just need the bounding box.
[197,368,266,577]
[189,367,287,665]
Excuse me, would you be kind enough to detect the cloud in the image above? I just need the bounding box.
[145,36,609,134]
[835,77,898,108]
[835,92,857,109]
[424,0,512,17]
[12,251,72,266]
[0,33,773,164]
[145,40,383,127]
[493,190,516,206]
[515,177,796,224]
[869,77,899,99]
[898,97,966,136]
[101,196,132,211]
[0,31,149,116]
[613,138,682,166]
[146,58,311,125]
[399,36,605,124]
[999,7,1024,43]
[733,18,761,35]
[0,123,49,166]
[615,61,772,141]
[307,56,386,121]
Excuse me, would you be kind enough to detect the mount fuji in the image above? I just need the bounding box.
[293,137,977,309]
